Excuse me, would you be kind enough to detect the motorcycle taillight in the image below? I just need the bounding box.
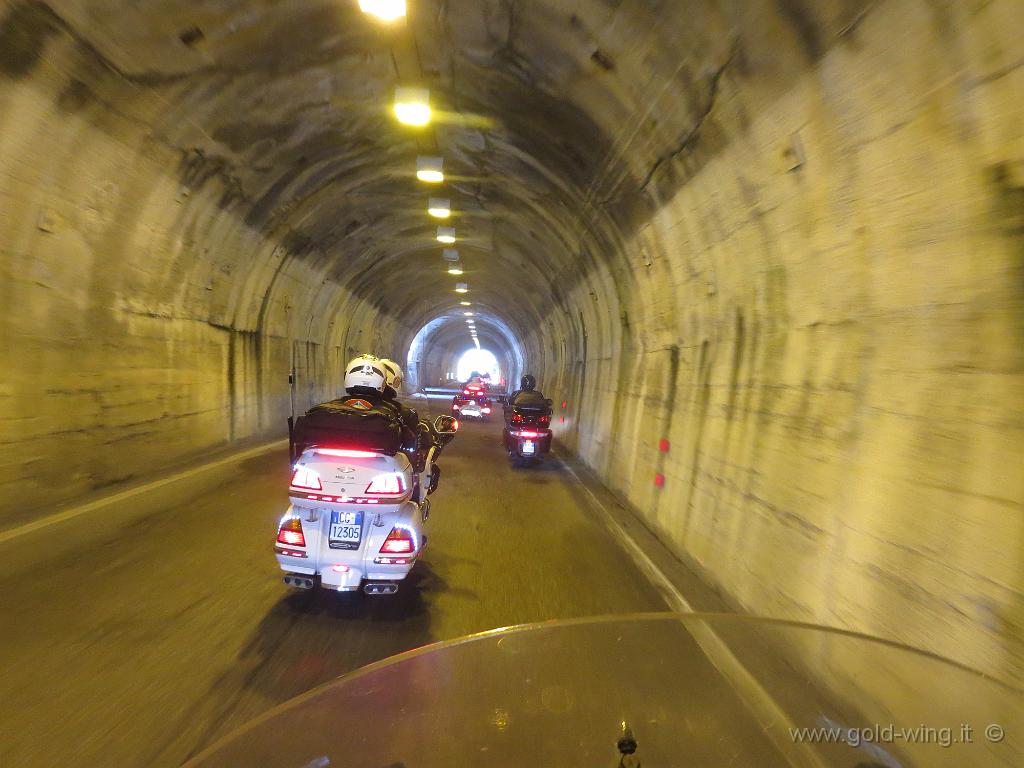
[511,413,524,424]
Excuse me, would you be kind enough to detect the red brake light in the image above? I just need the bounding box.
[518,430,540,438]
[365,472,406,496]
[539,415,551,425]
[511,413,524,424]
[452,403,460,410]
[316,448,377,458]
[483,407,491,414]
[463,389,471,395]
[380,526,415,554]
[276,517,306,548]
[290,466,322,490]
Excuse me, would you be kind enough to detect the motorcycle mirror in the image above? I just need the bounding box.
[545,398,553,408]
[433,415,458,435]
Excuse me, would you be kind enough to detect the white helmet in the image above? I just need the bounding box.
[380,359,404,395]
[344,354,386,396]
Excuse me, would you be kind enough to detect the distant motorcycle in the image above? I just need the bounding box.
[501,395,553,464]
[452,381,493,421]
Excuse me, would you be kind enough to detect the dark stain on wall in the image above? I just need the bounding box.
[0,2,60,79]
[56,77,94,113]
[774,0,823,61]
[683,338,715,528]
[990,162,1024,369]
[727,309,746,419]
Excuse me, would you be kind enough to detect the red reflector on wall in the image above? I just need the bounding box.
[659,439,670,453]
[560,416,565,424]
[654,473,665,488]
[561,401,567,409]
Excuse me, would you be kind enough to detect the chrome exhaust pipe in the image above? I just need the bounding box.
[283,575,315,589]
[364,582,399,595]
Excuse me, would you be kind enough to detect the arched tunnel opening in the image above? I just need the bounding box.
[405,308,523,390]
[1,1,1022,765]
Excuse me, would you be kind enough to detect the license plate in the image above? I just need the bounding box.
[522,441,535,455]
[329,510,363,549]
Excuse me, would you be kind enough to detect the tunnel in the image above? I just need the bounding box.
[0,0,1022,765]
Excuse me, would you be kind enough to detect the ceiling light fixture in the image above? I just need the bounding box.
[436,226,456,244]
[394,87,431,126]
[428,198,451,218]
[455,282,468,294]
[416,156,444,183]
[459,301,471,306]
[359,0,406,22]
[447,263,464,276]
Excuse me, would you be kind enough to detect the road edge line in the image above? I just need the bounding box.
[0,439,287,545]
[556,454,824,768]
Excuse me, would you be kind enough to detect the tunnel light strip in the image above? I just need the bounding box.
[428,198,451,218]
[394,87,430,126]
[417,156,444,183]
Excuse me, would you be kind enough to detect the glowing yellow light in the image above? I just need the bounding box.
[459,301,471,306]
[437,227,456,244]
[394,87,431,126]
[416,156,444,183]
[454,283,469,294]
[359,0,407,23]
[428,197,451,218]
[447,266,464,275]
[464,311,474,316]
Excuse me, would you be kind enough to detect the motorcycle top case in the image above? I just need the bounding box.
[293,398,403,455]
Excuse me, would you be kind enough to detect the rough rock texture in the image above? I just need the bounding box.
[0,0,1021,693]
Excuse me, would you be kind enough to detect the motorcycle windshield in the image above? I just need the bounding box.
[187,613,1021,768]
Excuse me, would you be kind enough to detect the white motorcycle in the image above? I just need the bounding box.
[275,415,457,595]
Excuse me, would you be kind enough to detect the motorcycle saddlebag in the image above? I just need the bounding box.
[293,399,403,456]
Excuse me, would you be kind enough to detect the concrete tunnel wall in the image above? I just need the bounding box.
[0,0,1021,694]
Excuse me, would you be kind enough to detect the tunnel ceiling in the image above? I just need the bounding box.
[20,0,766,344]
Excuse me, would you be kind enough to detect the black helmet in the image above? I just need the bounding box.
[521,374,537,390]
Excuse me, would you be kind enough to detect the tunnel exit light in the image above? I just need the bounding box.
[359,0,406,22]
[394,87,431,126]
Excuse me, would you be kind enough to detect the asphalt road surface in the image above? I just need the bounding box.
[0,401,667,767]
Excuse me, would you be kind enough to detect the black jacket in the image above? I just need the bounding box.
[509,389,547,409]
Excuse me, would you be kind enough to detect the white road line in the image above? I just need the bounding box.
[556,454,824,768]
[0,440,287,545]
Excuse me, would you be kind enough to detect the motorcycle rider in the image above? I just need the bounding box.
[378,359,423,440]
[341,354,423,467]
[380,358,443,492]
[507,374,548,410]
